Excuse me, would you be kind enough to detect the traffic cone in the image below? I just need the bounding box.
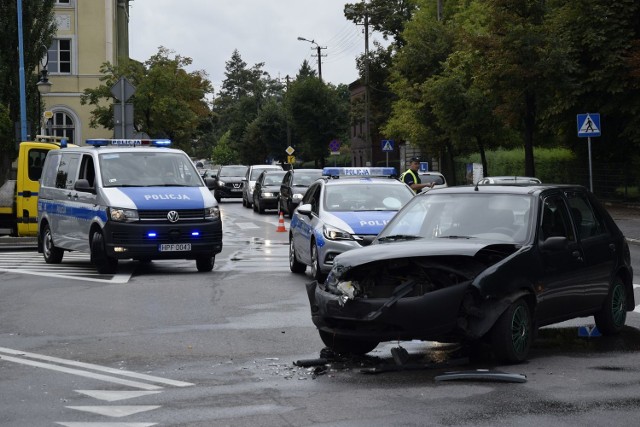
[276,211,286,232]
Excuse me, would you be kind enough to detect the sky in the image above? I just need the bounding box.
[128,0,388,94]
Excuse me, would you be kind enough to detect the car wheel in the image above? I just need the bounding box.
[42,223,63,264]
[90,230,118,274]
[242,196,247,207]
[289,236,306,274]
[594,277,627,335]
[257,198,265,214]
[310,241,327,283]
[490,298,532,363]
[196,255,215,272]
[253,196,259,212]
[318,330,378,355]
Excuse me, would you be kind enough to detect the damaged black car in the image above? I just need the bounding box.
[306,184,634,363]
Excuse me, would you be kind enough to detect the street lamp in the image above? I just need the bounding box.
[36,48,52,135]
[297,36,326,82]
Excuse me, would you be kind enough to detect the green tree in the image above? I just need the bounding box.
[0,0,56,181]
[285,72,349,167]
[211,130,239,165]
[242,100,288,164]
[81,47,213,154]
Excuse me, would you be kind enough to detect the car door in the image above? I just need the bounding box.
[280,171,292,212]
[535,193,592,323]
[565,190,616,309]
[291,182,321,264]
[71,154,99,251]
[54,152,81,248]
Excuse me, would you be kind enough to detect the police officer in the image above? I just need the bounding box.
[400,157,434,193]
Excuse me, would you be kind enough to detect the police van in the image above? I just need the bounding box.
[37,139,223,274]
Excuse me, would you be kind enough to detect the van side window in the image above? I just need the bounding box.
[565,191,606,239]
[55,153,81,189]
[79,154,96,188]
[41,153,61,187]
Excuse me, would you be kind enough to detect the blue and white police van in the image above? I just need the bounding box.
[37,139,222,274]
[288,167,415,282]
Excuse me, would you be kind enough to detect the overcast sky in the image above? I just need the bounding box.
[128,0,387,94]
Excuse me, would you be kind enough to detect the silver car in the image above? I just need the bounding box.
[289,167,415,282]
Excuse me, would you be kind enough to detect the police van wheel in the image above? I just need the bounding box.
[42,224,63,264]
[196,255,215,272]
[91,230,118,274]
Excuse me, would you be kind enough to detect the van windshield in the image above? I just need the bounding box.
[99,152,202,187]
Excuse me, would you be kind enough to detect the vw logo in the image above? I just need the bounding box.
[167,210,179,223]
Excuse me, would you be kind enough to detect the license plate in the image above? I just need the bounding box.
[159,243,191,252]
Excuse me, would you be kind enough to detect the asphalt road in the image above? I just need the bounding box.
[0,200,639,426]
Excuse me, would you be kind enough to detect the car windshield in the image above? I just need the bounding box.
[292,170,322,186]
[262,172,286,185]
[251,167,278,180]
[219,166,248,177]
[420,175,445,185]
[378,193,534,244]
[324,183,413,212]
[100,152,202,187]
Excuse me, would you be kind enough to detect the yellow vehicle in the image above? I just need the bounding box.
[0,136,74,237]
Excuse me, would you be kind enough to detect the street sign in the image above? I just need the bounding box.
[287,155,295,164]
[577,113,601,137]
[381,139,394,152]
[43,110,53,120]
[111,77,136,102]
[285,146,295,155]
[328,139,340,153]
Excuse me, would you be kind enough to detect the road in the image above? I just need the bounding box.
[0,200,639,426]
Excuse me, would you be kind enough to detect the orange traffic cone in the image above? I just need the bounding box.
[276,211,286,232]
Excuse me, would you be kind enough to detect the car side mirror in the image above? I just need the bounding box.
[74,179,95,194]
[204,177,216,190]
[540,236,568,252]
[297,203,312,216]
[241,177,247,182]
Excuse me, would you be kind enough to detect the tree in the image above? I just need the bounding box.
[285,71,349,167]
[211,130,239,165]
[0,0,56,182]
[81,47,213,154]
[242,100,288,164]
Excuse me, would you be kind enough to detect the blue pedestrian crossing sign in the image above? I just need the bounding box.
[381,139,394,152]
[577,113,601,137]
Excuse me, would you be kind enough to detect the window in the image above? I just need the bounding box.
[48,39,72,74]
[28,149,49,182]
[51,111,75,145]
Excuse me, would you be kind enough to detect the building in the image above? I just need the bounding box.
[41,0,132,145]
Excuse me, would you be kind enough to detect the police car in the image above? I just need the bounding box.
[288,167,414,282]
[37,139,223,274]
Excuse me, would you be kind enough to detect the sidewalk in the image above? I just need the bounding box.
[604,203,640,245]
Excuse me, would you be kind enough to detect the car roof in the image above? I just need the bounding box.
[322,177,407,187]
[427,183,586,196]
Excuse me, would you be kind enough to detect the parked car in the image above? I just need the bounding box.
[306,184,634,362]
[242,164,284,208]
[418,171,448,191]
[289,167,415,282]
[253,170,287,214]
[477,176,541,185]
[212,165,248,202]
[278,168,323,217]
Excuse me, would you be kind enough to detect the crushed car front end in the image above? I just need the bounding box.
[307,240,534,344]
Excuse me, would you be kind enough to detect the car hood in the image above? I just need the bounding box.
[325,211,398,235]
[218,176,244,181]
[333,239,516,269]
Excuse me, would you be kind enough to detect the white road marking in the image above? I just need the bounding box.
[235,222,260,229]
[57,423,156,427]
[0,252,132,283]
[65,406,160,417]
[75,390,162,402]
[0,354,161,390]
[0,347,193,388]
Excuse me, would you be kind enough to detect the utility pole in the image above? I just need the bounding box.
[297,37,327,82]
[364,9,371,166]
